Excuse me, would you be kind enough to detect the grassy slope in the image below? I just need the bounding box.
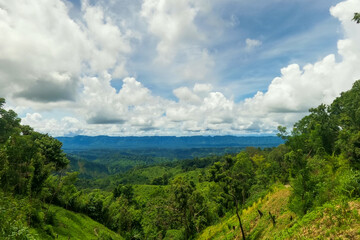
[197,185,360,240]
[32,205,123,240]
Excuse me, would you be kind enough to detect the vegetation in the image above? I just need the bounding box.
[353,13,360,23]
[1,79,360,239]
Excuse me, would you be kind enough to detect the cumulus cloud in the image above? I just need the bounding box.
[173,87,201,104]
[79,73,168,130]
[0,0,85,102]
[240,0,360,129]
[141,0,202,63]
[2,0,359,136]
[167,84,236,133]
[82,2,131,74]
[177,49,215,82]
[140,0,216,82]
[14,73,78,102]
[0,0,131,106]
[22,113,83,137]
[166,0,360,134]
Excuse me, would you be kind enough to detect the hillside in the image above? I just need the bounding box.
[35,205,123,240]
[197,185,360,239]
[0,190,123,240]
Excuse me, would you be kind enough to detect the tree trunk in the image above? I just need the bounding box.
[234,198,246,240]
[269,211,276,226]
[46,171,64,216]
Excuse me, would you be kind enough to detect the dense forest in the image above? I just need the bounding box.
[1,80,360,239]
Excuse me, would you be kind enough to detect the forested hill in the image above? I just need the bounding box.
[57,135,283,150]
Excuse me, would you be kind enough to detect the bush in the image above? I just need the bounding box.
[29,208,44,227]
[164,229,185,240]
[43,225,55,238]
[44,209,56,225]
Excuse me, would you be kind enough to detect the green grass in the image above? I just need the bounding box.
[196,185,360,240]
[33,205,123,240]
[0,190,123,240]
[197,184,293,240]
[279,200,360,239]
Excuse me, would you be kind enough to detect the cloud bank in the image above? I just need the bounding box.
[1,0,360,136]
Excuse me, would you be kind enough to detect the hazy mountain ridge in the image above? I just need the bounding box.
[57,135,284,150]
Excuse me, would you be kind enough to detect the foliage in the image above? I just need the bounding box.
[353,13,360,23]
[0,99,68,197]
[0,190,37,239]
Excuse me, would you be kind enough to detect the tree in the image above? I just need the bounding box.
[0,98,21,144]
[141,192,172,239]
[0,134,39,195]
[353,13,360,23]
[171,176,196,238]
[35,133,69,171]
[209,154,255,240]
[113,184,134,203]
[0,98,69,196]
[330,80,360,169]
[290,104,338,155]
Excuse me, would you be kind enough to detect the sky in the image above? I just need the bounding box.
[1,0,360,136]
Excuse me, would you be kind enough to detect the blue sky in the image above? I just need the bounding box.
[1,0,360,136]
[97,0,343,100]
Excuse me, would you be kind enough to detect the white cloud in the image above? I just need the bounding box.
[22,113,83,136]
[240,0,360,129]
[0,0,86,102]
[167,85,236,132]
[193,83,213,94]
[118,78,153,105]
[141,0,203,63]
[140,0,216,83]
[2,0,360,136]
[245,38,262,50]
[112,61,128,78]
[0,0,131,106]
[79,72,169,131]
[178,49,215,82]
[173,87,201,104]
[82,3,131,74]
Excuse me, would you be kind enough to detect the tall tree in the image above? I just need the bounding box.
[171,176,196,238]
[0,98,21,143]
[209,154,255,240]
[0,98,69,196]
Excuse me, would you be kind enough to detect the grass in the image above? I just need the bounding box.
[0,190,123,240]
[197,185,360,240]
[282,200,360,239]
[33,205,123,240]
[197,184,292,240]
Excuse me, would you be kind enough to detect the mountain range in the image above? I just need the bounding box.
[57,135,283,150]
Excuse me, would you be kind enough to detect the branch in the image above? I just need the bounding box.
[353,13,360,24]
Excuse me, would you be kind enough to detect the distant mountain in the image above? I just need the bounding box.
[57,135,283,150]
